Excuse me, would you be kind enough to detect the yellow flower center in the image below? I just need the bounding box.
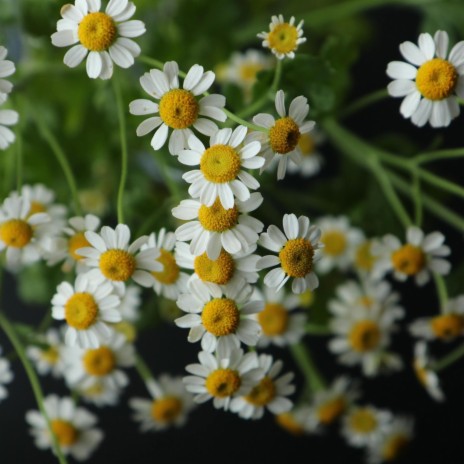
[275,412,304,435]
[279,238,314,278]
[201,298,240,336]
[349,408,378,434]
[77,12,117,52]
[416,58,458,101]
[239,63,263,84]
[0,219,33,248]
[298,133,315,156]
[348,320,381,352]
[354,241,375,271]
[82,346,116,376]
[68,232,90,261]
[321,230,347,257]
[391,244,426,276]
[194,249,235,284]
[413,360,429,387]
[40,346,59,365]
[382,434,410,461]
[268,22,299,55]
[111,321,137,343]
[298,289,314,308]
[99,249,136,282]
[28,201,46,216]
[200,145,241,183]
[152,248,180,285]
[245,376,276,406]
[81,383,105,397]
[317,396,347,425]
[50,419,79,447]
[258,303,289,336]
[151,396,183,424]
[358,296,374,309]
[430,314,464,340]
[159,89,199,129]
[269,117,301,154]
[205,368,241,398]
[64,293,99,330]
[198,199,239,232]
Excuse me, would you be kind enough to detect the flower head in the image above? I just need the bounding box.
[0,108,18,150]
[0,346,13,402]
[51,0,145,79]
[27,328,65,378]
[412,341,444,402]
[0,46,16,104]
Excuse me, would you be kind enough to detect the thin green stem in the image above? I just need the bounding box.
[416,167,464,201]
[113,73,129,225]
[135,353,153,382]
[430,342,464,372]
[15,116,23,191]
[433,273,449,313]
[137,55,165,72]
[33,115,82,216]
[340,89,389,118]
[413,147,464,165]
[412,166,423,227]
[156,154,183,203]
[222,108,267,132]
[0,312,68,464]
[305,323,331,336]
[270,59,282,94]
[290,342,326,393]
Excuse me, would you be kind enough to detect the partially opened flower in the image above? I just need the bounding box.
[387,30,464,127]
[129,61,226,155]
[51,0,146,80]
[0,46,15,104]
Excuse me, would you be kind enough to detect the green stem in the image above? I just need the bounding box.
[0,312,68,464]
[33,115,82,216]
[113,73,129,225]
[416,167,464,201]
[138,56,168,73]
[15,117,23,191]
[290,342,326,393]
[412,166,423,227]
[305,323,331,336]
[433,273,449,313]
[135,353,153,382]
[413,147,464,165]
[340,89,389,118]
[156,154,183,203]
[431,342,464,372]
[222,108,267,132]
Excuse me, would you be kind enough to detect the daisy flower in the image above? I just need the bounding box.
[386,30,464,127]
[142,229,189,300]
[258,14,306,60]
[76,379,121,406]
[51,273,122,348]
[51,0,145,80]
[342,405,393,448]
[175,278,263,353]
[316,215,364,274]
[366,416,413,464]
[305,377,360,431]
[129,60,226,155]
[248,89,315,180]
[27,328,65,378]
[352,238,378,275]
[26,394,103,461]
[0,194,50,269]
[413,341,444,401]
[175,240,260,289]
[253,286,306,348]
[257,213,322,294]
[78,223,161,292]
[275,406,314,435]
[410,295,464,342]
[0,107,18,150]
[183,344,263,411]
[178,126,263,209]
[18,184,67,223]
[62,332,135,393]
[130,376,195,431]
[372,226,450,286]
[172,192,264,260]
[0,46,15,104]
[230,354,295,420]
[0,347,13,402]
[286,128,324,178]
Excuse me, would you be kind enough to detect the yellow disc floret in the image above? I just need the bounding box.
[268,22,299,55]
[430,313,464,340]
[0,219,33,248]
[416,58,458,101]
[245,376,276,406]
[65,293,99,330]
[159,89,199,129]
[349,408,378,434]
[239,62,263,84]
[152,248,180,285]
[83,346,116,376]
[258,303,289,336]
[321,230,347,257]
[198,199,239,232]
[279,238,314,278]
[99,249,136,282]
[391,244,426,276]
[317,397,347,425]
[269,117,300,154]
[151,396,183,424]
[194,249,235,284]
[355,241,375,271]
[40,346,59,365]
[382,434,410,461]
[298,133,315,156]
[205,368,241,398]
[348,320,381,352]
[201,298,240,336]
[68,232,90,261]
[28,201,46,216]
[200,145,241,183]
[275,412,304,435]
[413,360,429,387]
[51,419,79,446]
[77,12,117,52]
